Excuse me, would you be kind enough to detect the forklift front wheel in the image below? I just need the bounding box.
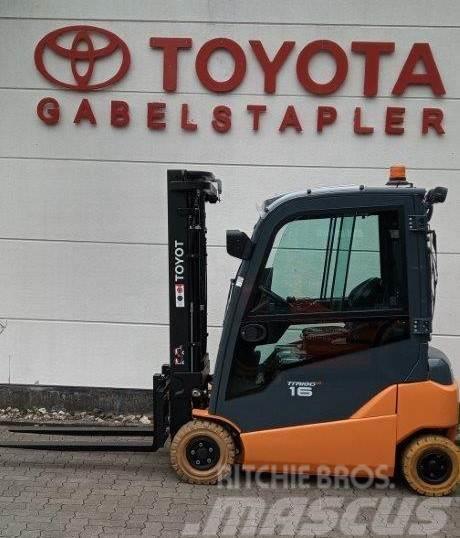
[401,434,460,496]
[170,420,236,484]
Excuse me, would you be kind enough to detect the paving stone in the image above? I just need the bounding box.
[0,426,457,538]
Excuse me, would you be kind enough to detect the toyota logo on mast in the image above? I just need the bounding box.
[34,25,131,90]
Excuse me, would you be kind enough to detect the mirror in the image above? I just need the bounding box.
[240,323,267,343]
[226,230,253,259]
[425,186,448,206]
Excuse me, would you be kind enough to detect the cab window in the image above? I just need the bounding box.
[251,210,406,315]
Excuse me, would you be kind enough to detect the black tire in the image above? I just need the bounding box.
[401,434,459,496]
[170,420,235,485]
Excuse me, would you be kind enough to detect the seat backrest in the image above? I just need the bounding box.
[347,277,384,309]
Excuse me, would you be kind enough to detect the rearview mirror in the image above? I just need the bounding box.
[425,186,448,206]
[226,230,253,260]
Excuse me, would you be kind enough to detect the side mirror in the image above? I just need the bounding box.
[226,230,253,260]
[425,187,448,206]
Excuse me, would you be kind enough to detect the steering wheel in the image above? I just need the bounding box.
[259,285,289,306]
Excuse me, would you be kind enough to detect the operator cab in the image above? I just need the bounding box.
[211,167,447,432]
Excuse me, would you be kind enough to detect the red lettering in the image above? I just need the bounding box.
[422,108,445,135]
[196,39,246,92]
[249,40,295,94]
[37,97,60,125]
[247,104,267,131]
[279,105,302,132]
[392,43,445,96]
[317,106,337,132]
[181,103,197,131]
[147,102,166,130]
[149,37,192,92]
[296,40,348,95]
[212,105,232,133]
[351,42,395,97]
[385,107,405,135]
[353,107,374,134]
[111,100,129,128]
[74,98,96,125]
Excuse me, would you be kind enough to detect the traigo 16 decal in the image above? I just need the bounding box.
[287,381,322,398]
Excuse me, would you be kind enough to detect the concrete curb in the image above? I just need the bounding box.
[0,383,152,414]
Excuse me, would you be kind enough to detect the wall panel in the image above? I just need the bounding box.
[0,2,459,385]
[2,1,459,28]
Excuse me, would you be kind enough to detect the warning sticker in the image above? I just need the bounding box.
[175,283,185,307]
[173,345,185,365]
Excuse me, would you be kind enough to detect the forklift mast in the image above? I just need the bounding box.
[153,170,221,448]
[167,169,220,373]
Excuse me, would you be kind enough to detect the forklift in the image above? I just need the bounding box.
[3,167,458,496]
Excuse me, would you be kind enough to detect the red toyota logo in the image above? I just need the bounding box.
[34,25,131,90]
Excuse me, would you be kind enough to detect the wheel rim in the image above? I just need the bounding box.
[416,449,453,485]
[185,436,221,471]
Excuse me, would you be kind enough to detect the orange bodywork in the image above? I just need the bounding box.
[195,380,458,477]
[193,408,241,432]
[396,380,459,443]
[351,385,397,419]
[241,415,397,475]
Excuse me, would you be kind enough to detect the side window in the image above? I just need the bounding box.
[251,210,405,315]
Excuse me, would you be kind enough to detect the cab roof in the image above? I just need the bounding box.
[262,184,426,214]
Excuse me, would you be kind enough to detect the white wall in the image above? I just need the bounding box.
[0,0,459,387]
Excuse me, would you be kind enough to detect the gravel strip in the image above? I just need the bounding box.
[0,406,152,426]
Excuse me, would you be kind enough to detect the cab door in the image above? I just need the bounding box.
[212,198,423,433]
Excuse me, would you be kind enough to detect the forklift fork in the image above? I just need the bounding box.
[0,374,170,452]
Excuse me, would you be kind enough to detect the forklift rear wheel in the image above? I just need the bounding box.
[401,434,460,496]
[170,420,236,484]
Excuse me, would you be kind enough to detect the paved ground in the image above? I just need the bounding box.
[0,426,458,537]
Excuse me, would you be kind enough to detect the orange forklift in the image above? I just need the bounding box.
[5,167,459,496]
